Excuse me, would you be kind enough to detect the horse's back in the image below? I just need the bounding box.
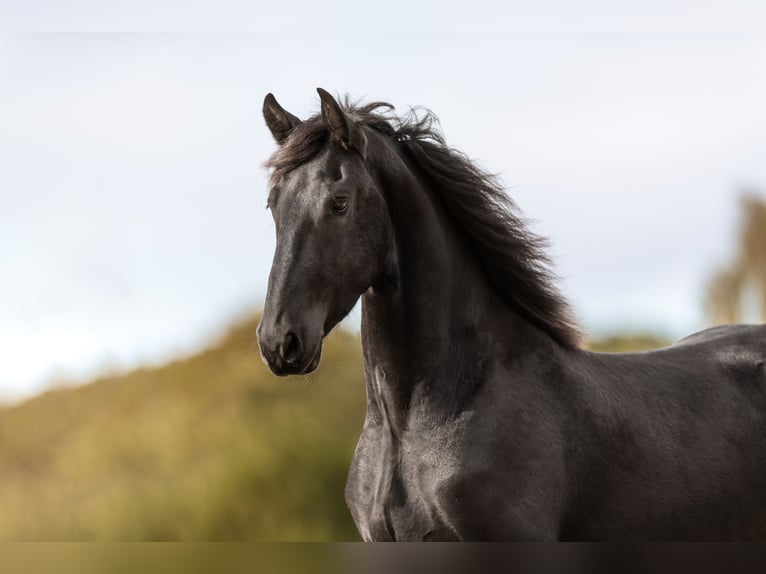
[590,323,766,386]
[673,324,766,380]
[675,323,766,348]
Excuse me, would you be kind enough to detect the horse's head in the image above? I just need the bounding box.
[257,89,393,376]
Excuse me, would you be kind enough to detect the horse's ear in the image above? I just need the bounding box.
[317,88,365,155]
[263,93,301,145]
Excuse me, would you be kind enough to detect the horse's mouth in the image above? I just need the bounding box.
[266,340,323,377]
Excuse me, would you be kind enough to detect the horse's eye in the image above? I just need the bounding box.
[331,197,349,215]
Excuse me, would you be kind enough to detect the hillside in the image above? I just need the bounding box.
[0,312,672,540]
[0,316,366,540]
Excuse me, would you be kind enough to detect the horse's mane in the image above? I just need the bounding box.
[264,97,583,348]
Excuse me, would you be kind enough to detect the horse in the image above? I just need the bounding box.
[256,88,766,541]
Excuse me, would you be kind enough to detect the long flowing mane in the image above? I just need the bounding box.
[265,98,583,348]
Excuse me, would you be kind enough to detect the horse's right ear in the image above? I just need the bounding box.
[317,88,367,157]
[263,93,301,145]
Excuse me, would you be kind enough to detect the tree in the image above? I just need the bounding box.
[705,191,766,324]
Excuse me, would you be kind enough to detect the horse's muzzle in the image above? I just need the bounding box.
[257,323,322,376]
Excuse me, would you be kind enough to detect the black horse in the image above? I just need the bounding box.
[257,89,766,541]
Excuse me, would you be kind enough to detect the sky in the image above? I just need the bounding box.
[1,1,765,401]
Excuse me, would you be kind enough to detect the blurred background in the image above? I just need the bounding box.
[0,0,765,540]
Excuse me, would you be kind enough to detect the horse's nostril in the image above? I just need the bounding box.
[281,332,302,363]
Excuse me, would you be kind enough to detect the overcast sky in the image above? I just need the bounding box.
[1,1,765,401]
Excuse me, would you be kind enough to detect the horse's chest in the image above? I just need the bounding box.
[345,416,468,541]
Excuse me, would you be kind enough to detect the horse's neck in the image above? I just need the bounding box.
[360,149,540,425]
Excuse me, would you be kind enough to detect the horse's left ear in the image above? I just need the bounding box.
[263,93,301,145]
[317,88,366,157]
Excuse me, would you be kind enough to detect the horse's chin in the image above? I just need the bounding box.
[301,340,323,374]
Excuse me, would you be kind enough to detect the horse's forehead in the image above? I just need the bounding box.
[282,143,363,193]
[286,145,333,179]
[279,173,320,211]
[278,152,335,210]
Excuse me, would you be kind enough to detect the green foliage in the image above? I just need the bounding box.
[0,316,366,540]
[587,333,674,353]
